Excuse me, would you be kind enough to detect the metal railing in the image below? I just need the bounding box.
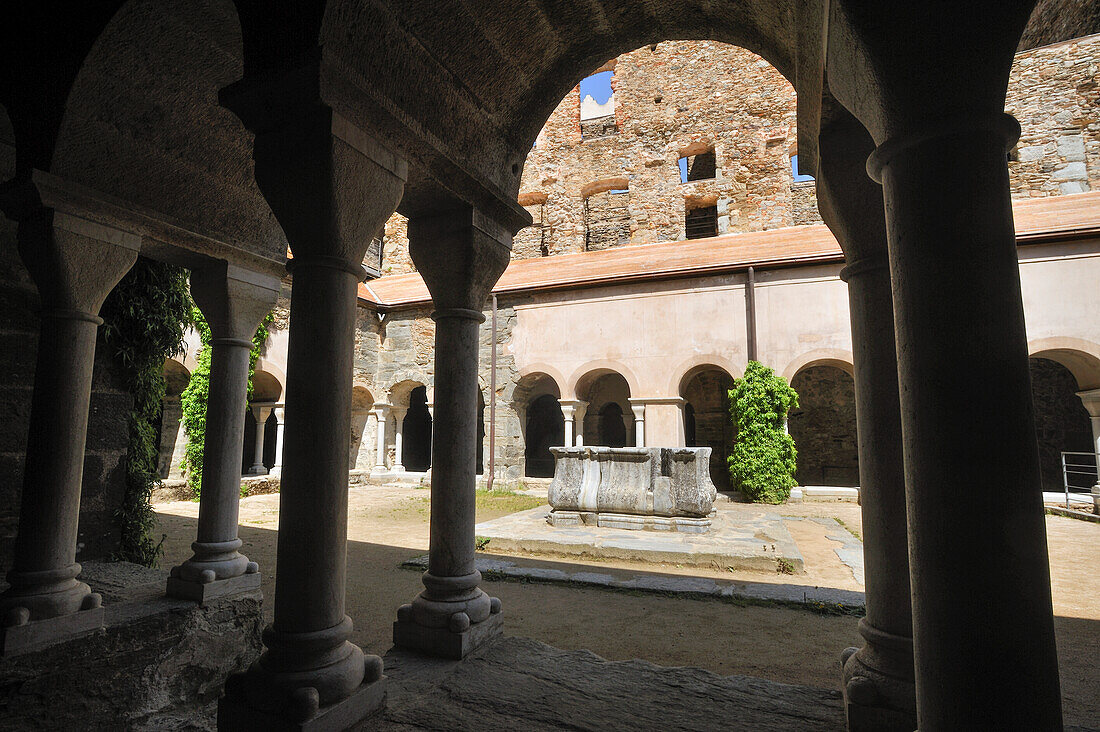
[1060,451,1098,509]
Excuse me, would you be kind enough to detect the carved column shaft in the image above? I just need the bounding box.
[395,207,513,659]
[1,211,138,638]
[169,265,277,595]
[871,114,1061,730]
[218,76,407,725]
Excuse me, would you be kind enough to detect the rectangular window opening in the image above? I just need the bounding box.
[685,205,718,240]
[584,189,631,251]
[680,150,716,183]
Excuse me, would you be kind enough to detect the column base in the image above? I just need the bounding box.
[218,677,386,731]
[0,605,105,656]
[247,466,270,476]
[166,571,262,605]
[840,645,916,732]
[393,610,503,660]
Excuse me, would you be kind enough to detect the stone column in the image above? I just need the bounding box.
[391,406,407,472]
[629,400,646,448]
[168,265,277,602]
[218,77,407,726]
[0,210,138,653]
[817,111,915,730]
[371,404,390,474]
[574,401,588,447]
[248,405,273,475]
[868,113,1061,729]
[270,405,285,477]
[560,402,576,447]
[394,206,513,659]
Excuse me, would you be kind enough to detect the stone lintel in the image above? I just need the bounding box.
[0,606,105,657]
[166,572,262,606]
[392,612,503,660]
[218,678,386,732]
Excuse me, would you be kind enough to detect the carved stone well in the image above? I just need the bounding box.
[547,447,717,533]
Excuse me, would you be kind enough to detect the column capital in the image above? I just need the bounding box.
[251,403,274,422]
[816,110,887,265]
[1076,389,1100,417]
[221,68,407,268]
[190,262,279,344]
[408,206,512,312]
[17,208,140,318]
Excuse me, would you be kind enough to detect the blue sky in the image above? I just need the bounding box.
[579,71,614,103]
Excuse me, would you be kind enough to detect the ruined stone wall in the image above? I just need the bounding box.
[376,35,1100,275]
[1007,33,1100,197]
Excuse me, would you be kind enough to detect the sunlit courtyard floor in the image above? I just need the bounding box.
[155,485,1100,728]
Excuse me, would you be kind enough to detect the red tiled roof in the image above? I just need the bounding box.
[359,191,1100,310]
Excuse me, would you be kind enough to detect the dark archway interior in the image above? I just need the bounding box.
[403,385,433,472]
[1030,357,1093,491]
[597,402,627,448]
[789,365,859,487]
[240,410,279,473]
[525,394,564,478]
[682,368,735,489]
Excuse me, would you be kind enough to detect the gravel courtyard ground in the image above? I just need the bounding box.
[155,485,1100,727]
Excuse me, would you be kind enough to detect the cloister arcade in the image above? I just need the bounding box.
[0,1,1094,730]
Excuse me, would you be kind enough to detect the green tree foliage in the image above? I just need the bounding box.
[180,306,274,498]
[728,361,799,504]
[100,258,191,566]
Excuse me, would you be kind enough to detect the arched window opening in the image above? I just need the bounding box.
[578,370,633,447]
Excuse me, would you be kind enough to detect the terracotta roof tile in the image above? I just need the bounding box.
[359,191,1100,309]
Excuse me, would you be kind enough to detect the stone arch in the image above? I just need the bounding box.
[575,368,634,447]
[568,361,640,401]
[780,349,855,383]
[788,362,859,487]
[679,364,736,489]
[670,355,741,397]
[517,363,566,397]
[251,369,283,403]
[350,385,376,472]
[1028,338,1100,391]
[512,372,564,479]
[1028,355,1095,492]
[51,0,287,262]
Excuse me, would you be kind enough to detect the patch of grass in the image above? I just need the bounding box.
[776,557,795,575]
[834,517,862,541]
[474,489,543,516]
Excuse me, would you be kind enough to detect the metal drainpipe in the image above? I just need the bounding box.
[487,293,497,491]
[746,266,758,363]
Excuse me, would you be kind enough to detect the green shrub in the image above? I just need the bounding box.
[728,360,799,504]
[100,258,191,566]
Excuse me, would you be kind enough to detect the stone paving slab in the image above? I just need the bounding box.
[474,505,805,572]
[401,554,866,610]
[377,636,847,731]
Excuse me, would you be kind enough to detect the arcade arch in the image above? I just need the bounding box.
[576,369,633,447]
[1028,347,1100,492]
[350,385,376,472]
[242,368,283,474]
[679,365,735,489]
[513,372,563,478]
[157,359,191,480]
[788,361,858,487]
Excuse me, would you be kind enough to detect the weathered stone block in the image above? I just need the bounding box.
[547,447,717,532]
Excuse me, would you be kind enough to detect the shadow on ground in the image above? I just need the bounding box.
[154,512,1100,728]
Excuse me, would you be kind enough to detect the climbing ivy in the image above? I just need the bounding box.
[100,258,191,567]
[180,306,274,498]
[728,360,799,504]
